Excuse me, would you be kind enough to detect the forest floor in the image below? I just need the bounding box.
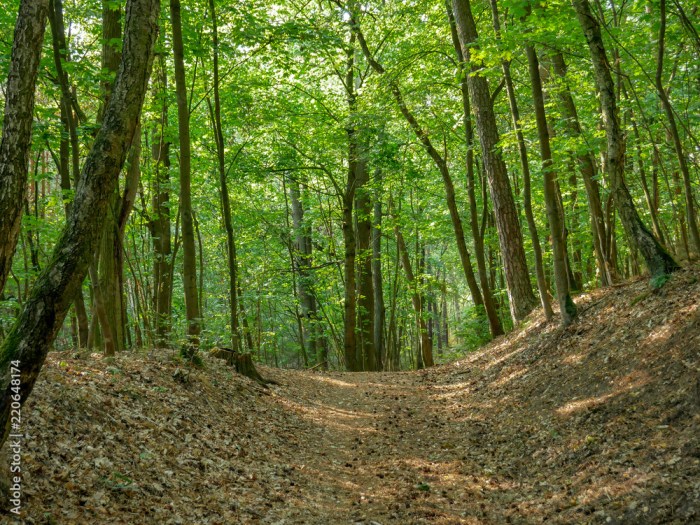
[2,266,699,524]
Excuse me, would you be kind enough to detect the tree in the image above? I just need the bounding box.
[170,0,201,351]
[451,0,538,323]
[0,0,50,296]
[571,0,679,278]
[524,43,577,325]
[0,0,159,447]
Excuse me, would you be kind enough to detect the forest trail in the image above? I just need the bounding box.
[4,266,700,524]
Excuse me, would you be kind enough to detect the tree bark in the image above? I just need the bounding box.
[452,0,538,322]
[0,0,50,296]
[372,170,385,370]
[151,51,173,348]
[572,0,679,278]
[343,34,359,371]
[171,0,201,348]
[485,0,553,319]
[0,0,159,448]
[355,146,376,371]
[446,0,506,335]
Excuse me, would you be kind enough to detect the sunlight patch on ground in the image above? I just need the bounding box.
[307,376,361,388]
[489,367,527,388]
[556,371,650,416]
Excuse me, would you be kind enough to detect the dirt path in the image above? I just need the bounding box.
[257,369,499,525]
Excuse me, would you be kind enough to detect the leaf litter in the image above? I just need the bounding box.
[1,266,699,524]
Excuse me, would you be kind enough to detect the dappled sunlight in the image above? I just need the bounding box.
[556,370,650,416]
[489,367,527,388]
[306,375,362,388]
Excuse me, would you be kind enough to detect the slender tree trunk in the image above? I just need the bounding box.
[343,35,359,371]
[487,0,553,318]
[549,51,613,285]
[48,0,89,347]
[572,0,679,278]
[151,51,173,348]
[372,170,385,370]
[452,0,538,322]
[0,0,49,296]
[355,145,376,371]
[0,0,158,448]
[525,45,577,325]
[171,0,201,348]
[655,0,699,256]
[209,0,241,352]
[395,225,433,368]
[352,12,500,336]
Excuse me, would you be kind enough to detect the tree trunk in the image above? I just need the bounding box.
[525,44,577,325]
[655,0,699,256]
[446,0,506,335]
[343,35,359,371]
[486,0,553,319]
[0,0,159,448]
[549,51,613,286]
[0,0,49,296]
[95,0,124,353]
[572,0,679,278]
[209,0,241,353]
[452,0,538,322]
[372,170,385,370]
[48,0,89,347]
[395,225,433,368]
[355,146,376,371]
[171,0,201,348]
[151,51,173,348]
[352,12,500,337]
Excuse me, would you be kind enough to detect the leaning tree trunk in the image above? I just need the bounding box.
[484,0,553,319]
[549,51,613,286]
[0,0,159,448]
[0,0,50,296]
[572,0,679,278]
[451,0,538,323]
[48,0,90,346]
[446,0,506,334]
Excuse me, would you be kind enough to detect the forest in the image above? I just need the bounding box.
[0,0,698,522]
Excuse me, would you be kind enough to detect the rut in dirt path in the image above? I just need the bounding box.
[265,369,500,525]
